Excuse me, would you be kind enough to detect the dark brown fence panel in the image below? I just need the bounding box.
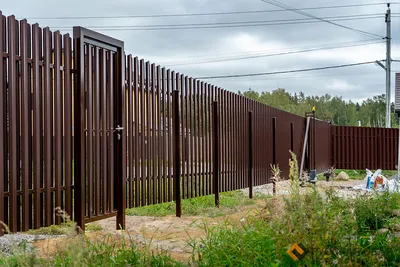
[0,14,77,234]
[157,67,162,203]
[133,57,140,207]
[333,125,398,170]
[227,91,233,190]
[312,120,332,172]
[151,64,156,205]
[20,19,31,231]
[180,75,186,199]
[220,89,226,192]
[8,15,19,232]
[201,83,206,195]
[43,27,53,227]
[125,57,177,207]
[187,78,193,199]
[192,80,198,197]
[205,84,210,195]
[145,62,151,205]
[182,76,187,199]
[54,31,63,225]
[0,12,5,233]
[127,55,133,208]
[139,60,146,205]
[167,70,173,202]
[161,68,167,202]
[274,111,292,178]
[64,33,73,220]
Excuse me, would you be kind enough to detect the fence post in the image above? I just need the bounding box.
[73,29,85,232]
[272,117,276,166]
[248,111,253,199]
[173,89,182,217]
[213,101,220,206]
[115,45,126,230]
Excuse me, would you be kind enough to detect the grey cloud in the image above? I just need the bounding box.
[1,0,399,102]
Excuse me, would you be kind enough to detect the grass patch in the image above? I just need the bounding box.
[26,221,76,236]
[26,222,103,235]
[85,223,103,232]
[127,191,269,218]
[355,191,400,231]
[335,169,398,180]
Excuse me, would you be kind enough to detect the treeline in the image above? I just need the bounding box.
[239,88,398,128]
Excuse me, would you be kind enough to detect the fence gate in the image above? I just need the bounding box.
[73,27,126,231]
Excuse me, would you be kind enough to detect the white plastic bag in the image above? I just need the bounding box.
[354,169,387,191]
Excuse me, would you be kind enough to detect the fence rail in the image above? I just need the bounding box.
[0,11,398,234]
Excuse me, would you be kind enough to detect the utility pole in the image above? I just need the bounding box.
[386,3,391,128]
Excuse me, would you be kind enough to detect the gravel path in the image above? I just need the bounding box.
[0,233,65,256]
[241,179,365,199]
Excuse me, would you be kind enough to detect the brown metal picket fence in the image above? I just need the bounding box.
[332,126,399,170]
[0,13,74,233]
[1,10,398,235]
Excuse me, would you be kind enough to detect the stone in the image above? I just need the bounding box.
[391,210,400,217]
[335,171,350,181]
[389,224,400,232]
[376,228,389,235]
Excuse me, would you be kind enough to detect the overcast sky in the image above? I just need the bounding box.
[2,0,399,102]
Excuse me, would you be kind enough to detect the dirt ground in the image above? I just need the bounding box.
[32,179,366,262]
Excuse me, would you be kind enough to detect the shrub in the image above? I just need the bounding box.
[355,192,400,232]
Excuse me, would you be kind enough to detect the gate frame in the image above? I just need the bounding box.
[73,27,126,231]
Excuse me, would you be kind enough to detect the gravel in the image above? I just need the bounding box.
[241,179,364,199]
[0,233,65,256]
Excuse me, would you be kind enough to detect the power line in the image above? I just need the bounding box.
[157,38,381,62]
[22,3,397,20]
[51,13,383,29]
[163,39,384,66]
[51,15,383,31]
[212,71,379,82]
[196,61,376,79]
[260,0,384,39]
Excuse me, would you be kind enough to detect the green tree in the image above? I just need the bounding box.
[240,88,397,128]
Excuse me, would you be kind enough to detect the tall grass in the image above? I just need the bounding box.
[0,230,184,267]
[192,152,400,266]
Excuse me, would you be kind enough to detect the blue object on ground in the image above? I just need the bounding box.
[310,169,317,181]
[366,175,371,189]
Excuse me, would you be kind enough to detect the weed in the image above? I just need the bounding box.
[85,223,103,232]
[270,164,281,195]
[355,191,400,232]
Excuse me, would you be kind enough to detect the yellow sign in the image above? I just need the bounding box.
[312,106,316,112]
[287,243,307,261]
